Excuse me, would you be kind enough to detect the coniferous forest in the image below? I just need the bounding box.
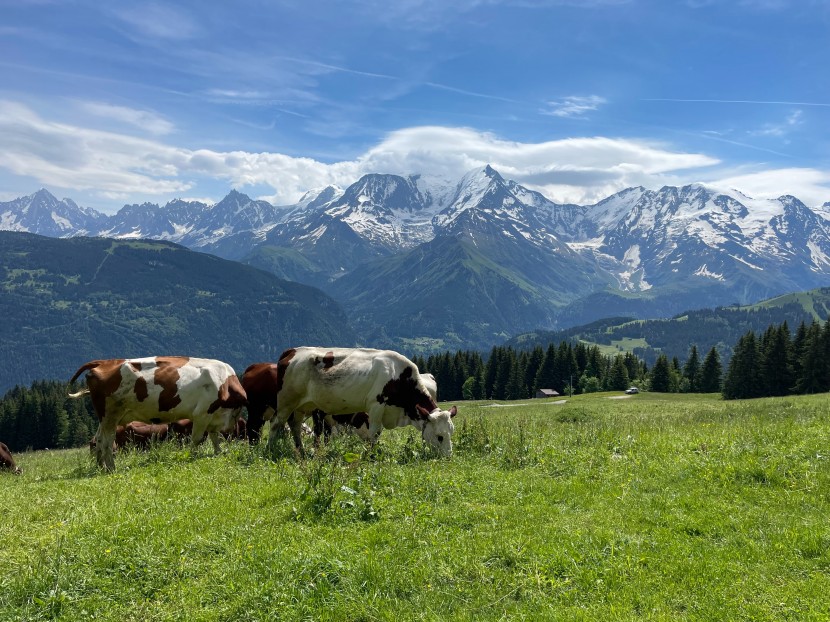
[1,318,827,452]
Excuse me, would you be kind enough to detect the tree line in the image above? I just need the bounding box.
[0,380,98,452]
[721,320,830,399]
[414,340,725,402]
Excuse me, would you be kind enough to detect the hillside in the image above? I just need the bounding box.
[505,287,830,365]
[0,232,356,391]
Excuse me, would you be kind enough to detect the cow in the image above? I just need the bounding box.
[266,347,457,457]
[311,373,438,444]
[239,362,279,444]
[69,356,247,471]
[169,416,246,443]
[0,441,21,474]
[115,421,169,450]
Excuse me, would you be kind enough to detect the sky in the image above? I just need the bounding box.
[2,0,830,213]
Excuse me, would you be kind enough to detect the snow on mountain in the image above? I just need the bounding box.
[0,189,106,236]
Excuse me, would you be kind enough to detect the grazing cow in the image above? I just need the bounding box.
[115,421,169,450]
[169,416,246,443]
[69,356,247,471]
[267,347,457,457]
[0,441,21,474]
[311,374,438,444]
[239,362,279,444]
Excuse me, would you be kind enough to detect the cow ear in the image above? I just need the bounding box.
[416,404,431,419]
[449,406,457,418]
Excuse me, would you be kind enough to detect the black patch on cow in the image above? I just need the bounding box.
[134,377,149,402]
[379,366,437,420]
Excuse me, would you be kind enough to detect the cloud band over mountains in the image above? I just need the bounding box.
[1,99,828,211]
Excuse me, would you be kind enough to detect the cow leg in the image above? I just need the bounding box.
[366,403,385,448]
[95,419,118,471]
[265,407,292,452]
[311,410,326,448]
[208,431,223,455]
[190,419,210,455]
[246,404,265,445]
[288,413,306,458]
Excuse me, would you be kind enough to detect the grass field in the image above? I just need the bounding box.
[2,392,830,621]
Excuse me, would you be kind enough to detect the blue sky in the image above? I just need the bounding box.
[2,0,829,212]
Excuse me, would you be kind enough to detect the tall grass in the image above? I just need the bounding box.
[2,392,829,620]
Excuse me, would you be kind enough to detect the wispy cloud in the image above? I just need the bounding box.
[644,98,830,107]
[541,95,607,118]
[750,109,803,137]
[78,101,175,136]
[111,3,202,41]
[425,82,522,104]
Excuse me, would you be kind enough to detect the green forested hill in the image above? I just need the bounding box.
[0,232,356,391]
[505,289,830,366]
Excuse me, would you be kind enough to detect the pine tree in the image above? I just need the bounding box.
[524,346,545,395]
[795,321,827,394]
[682,345,700,392]
[723,331,762,399]
[761,322,793,397]
[534,344,557,393]
[650,354,671,393]
[608,355,630,391]
[699,347,723,393]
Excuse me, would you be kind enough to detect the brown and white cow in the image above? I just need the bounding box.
[0,441,21,474]
[267,348,457,457]
[69,356,247,471]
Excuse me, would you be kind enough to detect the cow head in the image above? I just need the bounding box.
[415,405,457,457]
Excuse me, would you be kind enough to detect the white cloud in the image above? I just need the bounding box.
[6,99,828,210]
[78,101,175,136]
[705,167,830,206]
[541,95,607,119]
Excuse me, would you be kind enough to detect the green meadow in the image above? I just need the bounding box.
[2,392,830,621]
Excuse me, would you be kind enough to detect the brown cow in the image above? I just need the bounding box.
[239,362,279,444]
[170,416,246,443]
[0,441,21,474]
[69,356,247,471]
[115,422,169,449]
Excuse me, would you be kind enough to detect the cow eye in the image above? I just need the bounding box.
[437,435,444,443]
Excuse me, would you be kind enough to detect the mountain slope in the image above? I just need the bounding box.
[331,235,573,352]
[506,287,830,367]
[0,232,356,391]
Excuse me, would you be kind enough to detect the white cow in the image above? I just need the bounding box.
[69,356,247,471]
[267,348,457,456]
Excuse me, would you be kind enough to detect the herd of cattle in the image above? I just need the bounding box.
[0,347,456,473]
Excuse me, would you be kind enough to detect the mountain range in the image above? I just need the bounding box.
[4,166,830,350]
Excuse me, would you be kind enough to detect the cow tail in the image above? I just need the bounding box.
[68,360,102,384]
